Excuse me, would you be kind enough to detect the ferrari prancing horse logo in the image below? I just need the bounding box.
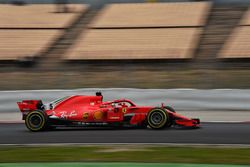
[122,108,127,113]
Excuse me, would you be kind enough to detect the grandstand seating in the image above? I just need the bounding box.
[90,2,211,28]
[0,4,87,28]
[219,7,250,59]
[66,28,201,60]
[240,8,250,26]
[0,30,61,60]
[0,4,88,62]
[65,2,210,60]
[219,27,250,58]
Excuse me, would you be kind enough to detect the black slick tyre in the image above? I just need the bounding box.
[25,110,47,132]
[147,108,169,129]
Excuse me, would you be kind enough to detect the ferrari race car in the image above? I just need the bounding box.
[17,92,200,132]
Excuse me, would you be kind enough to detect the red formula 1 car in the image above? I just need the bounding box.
[17,92,200,132]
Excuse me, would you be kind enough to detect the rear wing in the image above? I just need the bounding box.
[17,100,44,113]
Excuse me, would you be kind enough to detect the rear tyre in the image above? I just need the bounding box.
[25,111,48,132]
[147,108,169,129]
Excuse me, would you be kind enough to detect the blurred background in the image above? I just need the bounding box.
[1,0,250,90]
[1,2,250,165]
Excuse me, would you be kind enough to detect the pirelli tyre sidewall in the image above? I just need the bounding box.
[147,108,169,129]
[25,111,47,132]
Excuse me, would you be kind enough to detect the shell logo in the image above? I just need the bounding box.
[93,110,103,120]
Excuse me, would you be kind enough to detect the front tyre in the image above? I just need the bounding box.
[147,108,169,129]
[25,111,47,132]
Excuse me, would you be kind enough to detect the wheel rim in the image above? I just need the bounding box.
[151,112,164,125]
[29,114,43,128]
[147,109,168,129]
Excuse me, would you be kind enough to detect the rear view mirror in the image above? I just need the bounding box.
[49,104,53,110]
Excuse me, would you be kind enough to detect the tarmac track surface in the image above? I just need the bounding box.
[0,122,250,145]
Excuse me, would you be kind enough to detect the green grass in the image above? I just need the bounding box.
[0,162,249,167]
[0,146,250,165]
